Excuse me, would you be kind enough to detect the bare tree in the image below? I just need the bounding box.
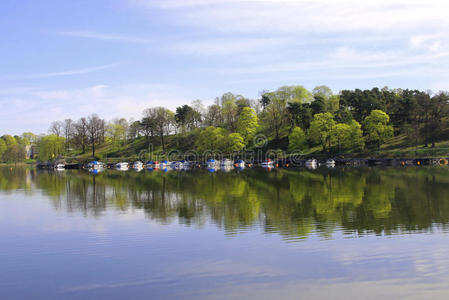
[87,114,104,157]
[63,119,74,151]
[74,118,88,154]
[49,121,63,137]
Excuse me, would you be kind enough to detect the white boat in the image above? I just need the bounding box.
[86,161,105,170]
[54,163,65,170]
[220,159,233,166]
[115,162,129,171]
[305,159,318,169]
[261,159,274,167]
[132,161,144,169]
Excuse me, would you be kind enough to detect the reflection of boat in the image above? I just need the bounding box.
[115,162,129,171]
[161,165,173,172]
[261,159,274,167]
[326,159,336,168]
[305,159,317,169]
[89,168,103,175]
[220,165,233,172]
[86,161,105,170]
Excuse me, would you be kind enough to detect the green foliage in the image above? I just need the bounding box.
[224,133,245,153]
[0,139,6,159]
[236,107,258,145]
[195,126,227,153]
[363,110,394,148]
[330,123,352,152]
[288,127,306,152]
[37,134,65,161]
[2,135,17,147]
[348,120,364,150]
[308,112,336,151]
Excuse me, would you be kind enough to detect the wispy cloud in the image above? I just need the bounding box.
[170,37,290,56]
[0,64,120,80]
[58,31,152,43]
[135,0,449,34]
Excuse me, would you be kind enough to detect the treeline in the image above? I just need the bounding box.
[3,85,449,162]
[0,134,32,164]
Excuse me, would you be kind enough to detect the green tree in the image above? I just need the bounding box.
[3,144,25,164]
[264,96,287,140]
[195,126,227,153]
[348,120,364,150]
[0,139,6,161]
[236,107,258,145]
[153,107,175,152]
[37,135,65,161]
[330,123,352,152]
[308,113,336,152]
[288,127,306,152]
[2,135,17,147]
[224,133,245,153]
[363,110,394,149]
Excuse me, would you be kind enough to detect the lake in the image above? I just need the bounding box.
[1,166,449,300]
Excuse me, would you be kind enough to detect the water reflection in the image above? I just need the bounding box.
[1,166,449,238]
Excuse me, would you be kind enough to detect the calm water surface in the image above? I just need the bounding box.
[1,166,449,299]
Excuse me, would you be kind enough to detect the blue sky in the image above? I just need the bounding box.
[2,0,449,134]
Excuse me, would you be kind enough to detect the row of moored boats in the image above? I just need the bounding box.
[77,158,336,172]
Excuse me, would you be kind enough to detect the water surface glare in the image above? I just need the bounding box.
[1,166,449,299]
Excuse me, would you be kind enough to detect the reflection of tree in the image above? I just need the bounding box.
[2,166,449,239]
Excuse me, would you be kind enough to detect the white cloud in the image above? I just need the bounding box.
[135,0,449,34]
[0,84,190,134]
[58,31,152,43]
[0,64,120,80]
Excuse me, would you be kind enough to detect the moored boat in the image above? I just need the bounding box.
[305,158,317,169]
[86,161,105,170]
[261,159,274,167]
[326,159,336,167]
[132,161,144,169]
[54,163,65,170]
[220,159,233,166]
[234,159,245,169]
[115,162,129,171]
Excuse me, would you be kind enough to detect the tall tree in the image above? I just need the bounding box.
[63,119,74,152]
[154,107,175,152]
[288,127,306,152]
[49,121,63,137]
[308,113,336,152]
[74,118,88,154]
[236,107,258,146]
[363,110,394,149]
[87,114,104,157]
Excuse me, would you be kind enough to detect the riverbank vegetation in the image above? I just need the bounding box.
[2,85,449,163]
